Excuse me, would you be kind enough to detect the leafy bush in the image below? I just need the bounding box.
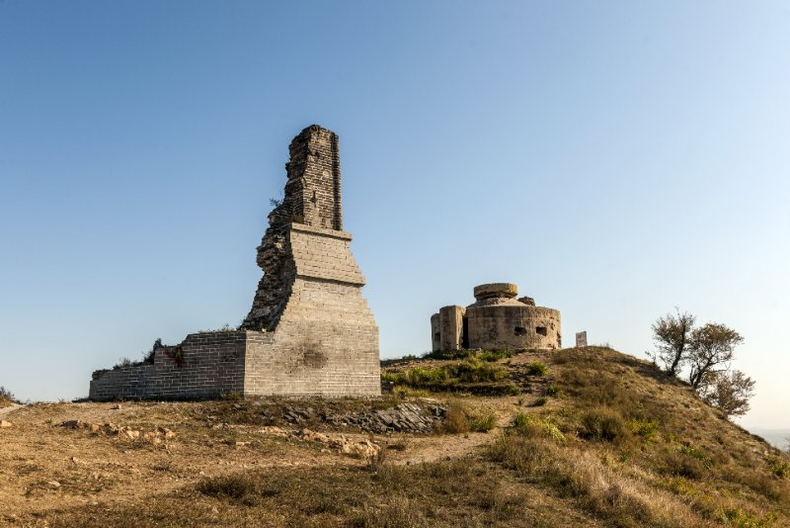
[422,349,514,362]
[511,413,565,442]
[469,411,497,432]
[478,349,514,362]
[544,384,561,397]
[382,358,509,390]
[678,443,712,469]
[531,397,548,407]
[663,453,706,480]
[628,418,660,441]
[112,357,135,370]
[525,361,547,376]
[768,457,790,479]
[579,408,628,443]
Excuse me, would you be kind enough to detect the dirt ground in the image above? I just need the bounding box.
[0,399,502,523]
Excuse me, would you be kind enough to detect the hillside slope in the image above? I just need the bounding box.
[1,347,788,527]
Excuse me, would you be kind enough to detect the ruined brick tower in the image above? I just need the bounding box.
[239,124,381,396]
[242,125,348,331]
[89,125,380,399]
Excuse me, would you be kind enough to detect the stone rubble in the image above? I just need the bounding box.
[59,419,175,443]
[273,402,446,434]
[255,426,381,458]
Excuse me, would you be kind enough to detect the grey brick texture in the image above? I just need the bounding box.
[89,125,380,400]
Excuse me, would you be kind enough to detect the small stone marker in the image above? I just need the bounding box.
[575,331,588,347]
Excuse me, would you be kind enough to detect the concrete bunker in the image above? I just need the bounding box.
[431,283,561,352]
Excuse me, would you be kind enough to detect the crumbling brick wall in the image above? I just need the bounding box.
[90,332,249,400]
[243,125,343,331]
[89,124,380,400]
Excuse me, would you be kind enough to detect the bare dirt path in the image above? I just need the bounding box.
[387,431,498,465]
[0,403,23,419]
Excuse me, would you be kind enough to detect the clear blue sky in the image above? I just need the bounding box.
[1,1,787,429]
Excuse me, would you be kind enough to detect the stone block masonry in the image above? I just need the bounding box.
[89,124,380,400]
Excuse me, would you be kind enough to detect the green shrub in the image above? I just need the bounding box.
[525,361,547,376]
[469,411,497,432]
[544,384,561,397]
[383,358,509,391]
[511,413,565,442]
[478,349,514,362]
[507,384,522,396]
[579,408,628,443]
[628,418,660,441]
[664,453,706,480]
[768,457,790,479]
[112,357,136,370]
[531,397,548,407]
[679,443,712,469]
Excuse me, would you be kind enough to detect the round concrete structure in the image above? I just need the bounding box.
[430,283,562,352]
[465,283,561,350]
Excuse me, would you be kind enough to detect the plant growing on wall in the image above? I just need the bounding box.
[164,345,185,367]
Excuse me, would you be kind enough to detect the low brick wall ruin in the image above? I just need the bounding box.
[90,331,248,400]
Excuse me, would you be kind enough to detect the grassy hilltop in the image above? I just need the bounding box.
[1,347,788,527]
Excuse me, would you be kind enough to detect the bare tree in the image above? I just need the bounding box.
[699,370,756,417]
[648,309,695,375]
[0,386,17,403]
[687,323,744,389]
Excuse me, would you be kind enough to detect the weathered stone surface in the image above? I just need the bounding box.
[518,296,535,306]
[438,305,466,351]
[474,283,518,301]
[89,125,380,400]
[432,283,561,351]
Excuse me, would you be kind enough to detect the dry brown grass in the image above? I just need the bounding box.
[32,459,600,527]
[2,346,789,527]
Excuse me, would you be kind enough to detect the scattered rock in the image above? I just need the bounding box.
[0,420,13,428]
[256,427,382,459]
[47,480,61,489]
[120,427,140,440]
[299,428,331,443]
[59,420,172,443]
[257,426,289,437]
[158,427,176,440]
